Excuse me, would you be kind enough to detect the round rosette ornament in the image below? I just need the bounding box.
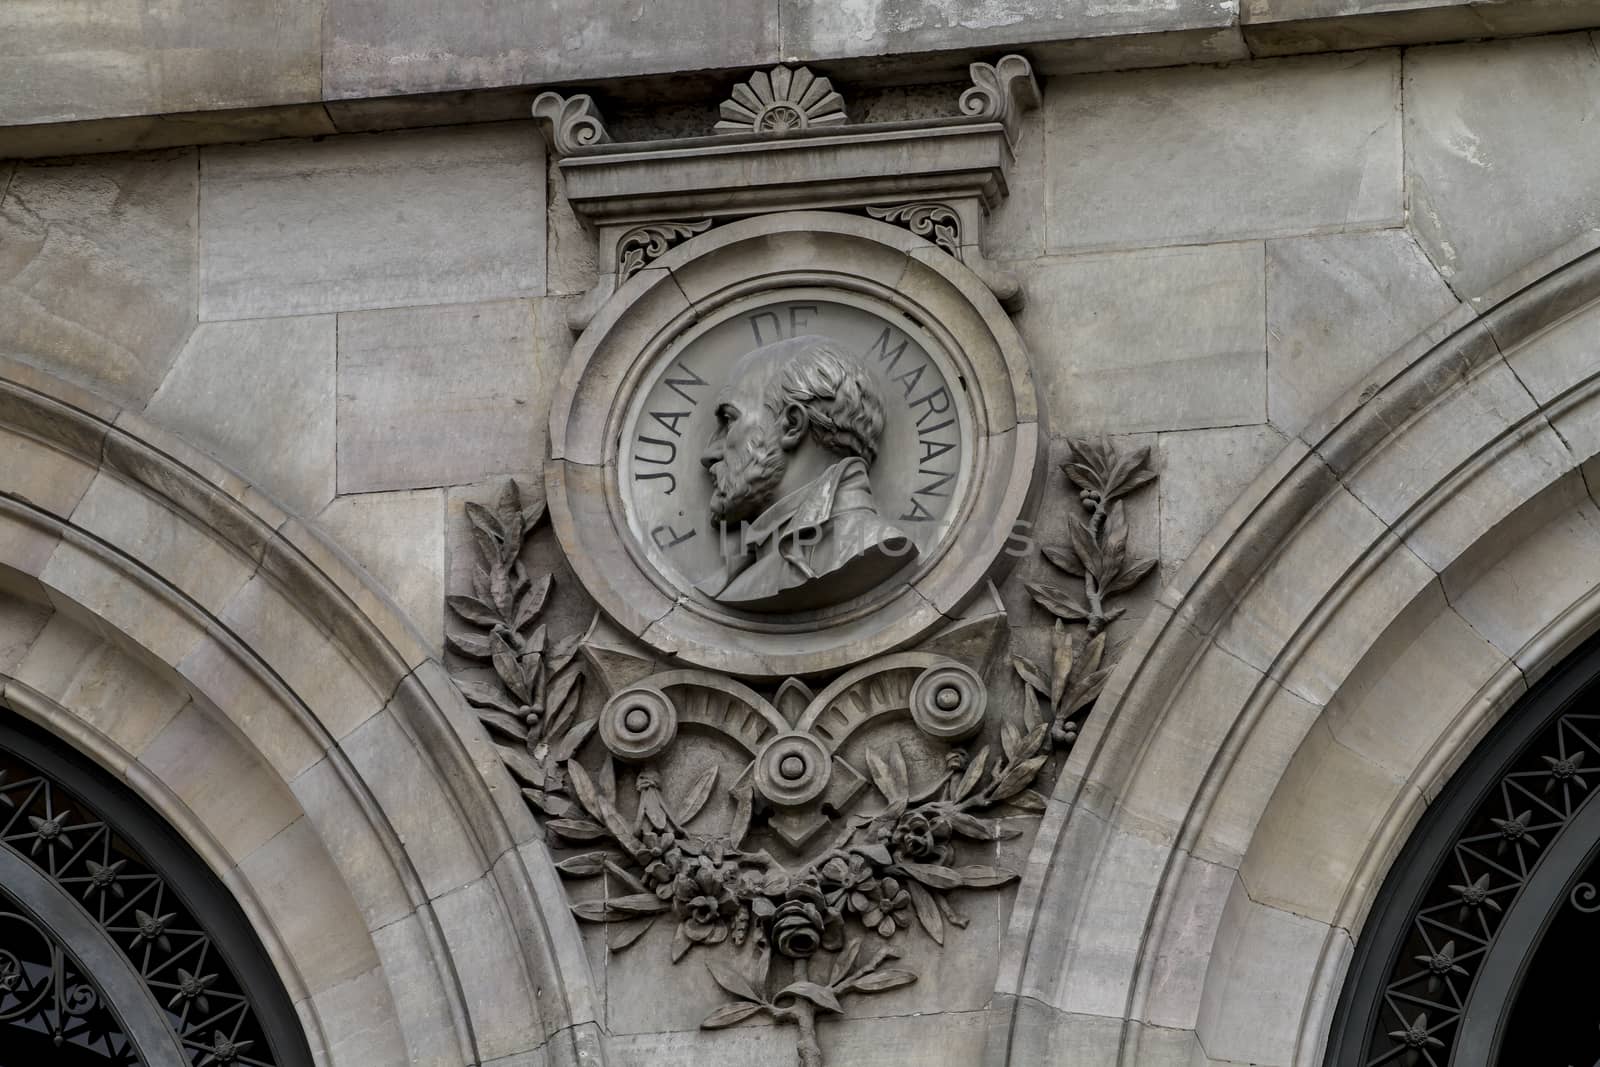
[598,685,678,763]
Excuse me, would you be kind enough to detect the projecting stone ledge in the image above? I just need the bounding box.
[2,0,1598,158]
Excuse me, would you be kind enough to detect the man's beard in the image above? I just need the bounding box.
[708,424,788,524]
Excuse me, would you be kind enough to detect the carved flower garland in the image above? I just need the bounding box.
[448,448,1157,1066]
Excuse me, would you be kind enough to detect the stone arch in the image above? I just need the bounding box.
[0,357,603,1065]
[991,231,1600,1066]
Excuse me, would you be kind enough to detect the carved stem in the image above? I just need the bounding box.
[792,957,824,1067]
[1085,495,1110,636]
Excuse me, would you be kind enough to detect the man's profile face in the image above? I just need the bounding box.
[701,372,788,524]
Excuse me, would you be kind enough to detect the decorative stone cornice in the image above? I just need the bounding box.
[958,55,1041,150]
[537,55,1040,326]
[532,90,613,158]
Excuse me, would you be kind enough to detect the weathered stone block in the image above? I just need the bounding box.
[1045,51,1402,253]
[145,315,336,516]
[1406,33,1600,299]
[0,0,320,127]
[316,489,445,648]
[325,0,778,99]
[137,704,302,863]
[0,150,197,406]
[1195,878,1338,1065]
[1266,230,1460,436]
[336,299,568,493]
[1158,425,1287,581]
[783,0,1236,76]
[200,125,544,320]
[1014,243,1266,434]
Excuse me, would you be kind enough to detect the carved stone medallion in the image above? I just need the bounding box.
[619,294,970,614]
[548,211,1042,679]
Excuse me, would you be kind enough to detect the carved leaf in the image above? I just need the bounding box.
[1049,624,1074,711]
[567,760,643,855]
[1069,516,1103,584]
[728,781,754,847]
[464,502,505,561]
[675,766,719,826]
[1008,790,1048,813]
[955,747,989,802]
[993,755,1049,801]
[905,878,944,945]
[609,917,656,952]
[456,679,521,715]
[1041,544,1084,577]
[1101,500,1130,581]
[851,969,918,993]
[547,633,582,676]
[523,499,548,536]
[1011,654,1047,696]
[571,894,669,923]
[955,865,1018,888]
[1020,723,1050,761]
[514,574,552,632]
[447,630,494,660]
[552,717,597,762]
[545,666,584,725]
[447,594,501,628]
[1001,722,1021,763]
[499,747,547,788]
[494,481,524,549]
[895,862,963,890]
[492,631,533,703]
[477,710,529,743]
[547,818,609,842]
[1024,582,1090,622]
[866,747,905,805]
[702,1001,766,1029]
[888,744,910,800]
[605,859,650,895]
[706,959,763,1004]
[829,939,863,987]
[1103,445,1156,501]
[947,812,1006,841]
[779,982,843,1015]
[555,851,611,876]
[1106,556,1156,595]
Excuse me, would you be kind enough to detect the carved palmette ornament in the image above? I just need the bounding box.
[715,65,847,134]
[865,202,961,258]
[531,91,613,157]
[958,54,1040,148]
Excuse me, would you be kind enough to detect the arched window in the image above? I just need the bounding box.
[1328,634,1600,1066]
[0,713,311,1066]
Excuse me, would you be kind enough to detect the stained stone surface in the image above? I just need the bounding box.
[316,489,446,649]
[0,150,198,406]
[336,298,564,494]
[1013,242,1266,435]
[199,124,545,320]
[324,0,778,98]
[1045,50,1402,253]
[145,315,337,515]
[0,0,322,126]
[1265,229,1461,436]
[1405,32,1600,299]
[1157,425,1288,583]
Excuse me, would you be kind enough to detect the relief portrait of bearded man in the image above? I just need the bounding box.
[696,334,919,612]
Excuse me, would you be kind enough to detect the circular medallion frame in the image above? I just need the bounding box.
[548,211,1043,679]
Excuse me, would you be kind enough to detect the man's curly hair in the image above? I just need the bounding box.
[763,336,886,466]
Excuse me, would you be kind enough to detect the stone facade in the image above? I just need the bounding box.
[6,5,1600,1065]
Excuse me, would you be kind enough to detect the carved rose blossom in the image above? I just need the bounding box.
[675,860,739,947]
[770,878,844,959]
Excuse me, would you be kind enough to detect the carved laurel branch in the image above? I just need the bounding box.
[1016,437,1158,748]
[532,91,613,157]
[618,219,714,282]
[445,481,589,801]
[865,203,961,258]
[958,54,1040,148]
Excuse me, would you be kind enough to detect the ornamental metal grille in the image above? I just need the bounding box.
[1331,639,1600,1067]
[0,737,286,1066]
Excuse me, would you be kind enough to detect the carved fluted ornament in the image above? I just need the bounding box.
[715,66,847,134]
